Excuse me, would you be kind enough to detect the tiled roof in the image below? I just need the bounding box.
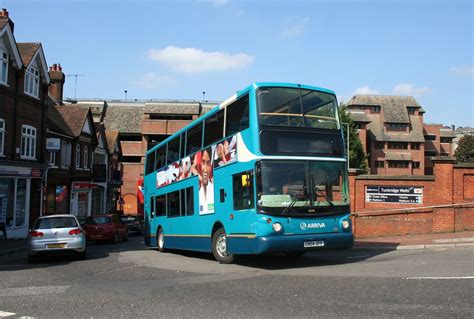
[0,19,8,29]
[47,105,74,137]
[105,130,120,154]
[366,115,425,142]
[55,106,90,137]
[17,43,41,66]
[385,152,413,161]
[104,103,143,133]
[347,95,424,123]
[348,111,371,123]
[440,129,456,138]
[143,102,200,114]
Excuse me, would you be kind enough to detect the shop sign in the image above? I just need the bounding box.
[72,182,98,190]
[0,166,31,177]
[46,138,61,152]
[31,169,43,178]
[366,186,423,204]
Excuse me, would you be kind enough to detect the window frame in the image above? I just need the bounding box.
[83,145,89,170]
[75,144,81,169]
[24,65,40,98]
[0,118,4,156]
[0,48,8,85]
[20,125,37,160]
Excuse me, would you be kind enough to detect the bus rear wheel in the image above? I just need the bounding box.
[212,228,234,264]
[157,227,166,252]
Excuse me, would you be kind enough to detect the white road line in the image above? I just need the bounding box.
[0,285,70,297]
[405,276,474,280]
[0,311,16,317]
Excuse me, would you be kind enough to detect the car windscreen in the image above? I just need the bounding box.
[85,216,111,225]
[34,217,78,229]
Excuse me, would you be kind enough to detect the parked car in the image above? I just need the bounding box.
[27,215,87,263]
[120,215,143,235]
[82,214,128,243]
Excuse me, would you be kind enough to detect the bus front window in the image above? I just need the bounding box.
[256,161,349,215]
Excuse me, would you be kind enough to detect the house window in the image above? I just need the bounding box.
[24,65,40,98]
[0,49,8,85]
[76,144,81,168]
[413,162,420,169]
[0,119,4,155]
[388,142,408,149]
[374,142,385,149]
[83,145,89,169]
[388,161,409,168]
[20,125,36,159]
[440,137,452,143]
[387,123,407,131]
[61,140,72,168]
[376,161,384,168]
[424,135,436,141]
[411,143,420,150]
[48,152,56,166]
[370,106,380,113]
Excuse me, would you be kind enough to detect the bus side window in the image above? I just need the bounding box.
[156,195,166,216]
[186,122,203,156]
[146,151,155,174]
[156,146,166,170]
[232,170,255,210]
[168,191,180,217]
[204,109,225,147]
[225,94,249,137]
[185,187,194,216]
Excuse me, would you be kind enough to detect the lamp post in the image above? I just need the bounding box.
[124,90,128,101]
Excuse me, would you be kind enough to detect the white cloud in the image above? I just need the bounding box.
[281,17,310,38]
[393,83,431,96]
[449,65,474,76]
[354,86,380,95]
[147,46,254,74]
[131,72,176,90]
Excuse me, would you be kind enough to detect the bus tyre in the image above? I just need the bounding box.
[157,227,166,252]
[212,228,234,264]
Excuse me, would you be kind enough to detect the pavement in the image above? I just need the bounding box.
[1,231,473,257]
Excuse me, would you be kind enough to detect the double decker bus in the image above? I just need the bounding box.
[143,82,353,263]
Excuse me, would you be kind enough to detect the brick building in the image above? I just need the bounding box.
[347,95,455,176]
[0,9,51,238]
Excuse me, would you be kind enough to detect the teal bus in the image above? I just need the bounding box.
[143,82,353,263]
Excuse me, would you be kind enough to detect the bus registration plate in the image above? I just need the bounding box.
[304,240,325,248]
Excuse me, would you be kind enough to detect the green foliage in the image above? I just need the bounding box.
[339,103,368,172]
[454,135,474,163]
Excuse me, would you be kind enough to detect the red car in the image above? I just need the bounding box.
[83,214,128,243]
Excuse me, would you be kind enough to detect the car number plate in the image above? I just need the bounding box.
[47,243,66,249]
[304,240,325,248]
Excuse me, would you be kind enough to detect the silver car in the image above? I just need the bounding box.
[27,214,87,262]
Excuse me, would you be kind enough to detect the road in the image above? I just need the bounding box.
[0,237,472,318]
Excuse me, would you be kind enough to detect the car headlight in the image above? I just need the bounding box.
[341,220,350,230]
[272,222,283,233]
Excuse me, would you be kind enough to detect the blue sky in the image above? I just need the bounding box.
[3,0,473,126]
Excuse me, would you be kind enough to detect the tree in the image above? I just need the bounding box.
[339,103,368,172]
[454,135,474,163]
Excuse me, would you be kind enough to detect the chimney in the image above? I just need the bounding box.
[0,8,14,33]
[48,63,65,105]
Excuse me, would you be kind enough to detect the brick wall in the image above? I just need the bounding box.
[120,163,143,215]
[350,158,474,238]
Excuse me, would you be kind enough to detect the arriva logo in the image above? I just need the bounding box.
[300,222,326,230]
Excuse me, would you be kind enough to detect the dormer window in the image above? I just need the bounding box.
[0,49,8,85]
[369,106,380,113]
[407,107,417,115]
[24,65,40,98]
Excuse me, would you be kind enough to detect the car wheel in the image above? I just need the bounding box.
[157,227,166,252]
[212,227,234,264]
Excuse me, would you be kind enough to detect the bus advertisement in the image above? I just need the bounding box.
[143,82,353,263]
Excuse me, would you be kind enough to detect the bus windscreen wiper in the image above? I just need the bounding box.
[314,187,335,208]
[282,198,298,215]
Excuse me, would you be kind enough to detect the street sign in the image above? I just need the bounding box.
[365,186,423,204]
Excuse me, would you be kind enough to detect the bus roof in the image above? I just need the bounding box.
[145,82,336,155]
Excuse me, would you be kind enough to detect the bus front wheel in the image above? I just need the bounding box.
[212,228,234,264]
[157,227,166,252]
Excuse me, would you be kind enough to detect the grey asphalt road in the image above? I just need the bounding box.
[0,237,472,318]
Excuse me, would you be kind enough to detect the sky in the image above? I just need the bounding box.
[2,0,473,127]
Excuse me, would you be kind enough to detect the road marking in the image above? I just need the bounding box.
[0,311,16,317]
[405,276,474,280]
[0,285,70,297]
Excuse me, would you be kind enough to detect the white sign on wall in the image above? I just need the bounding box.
[46,138,61,152]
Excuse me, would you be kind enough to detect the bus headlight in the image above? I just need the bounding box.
[341,220,350,230]
[272,222,283,233]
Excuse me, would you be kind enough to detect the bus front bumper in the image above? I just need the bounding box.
[228,232,354,255]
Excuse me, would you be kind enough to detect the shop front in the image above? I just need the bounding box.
[0,165,42,239]
[70,182,98,222]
